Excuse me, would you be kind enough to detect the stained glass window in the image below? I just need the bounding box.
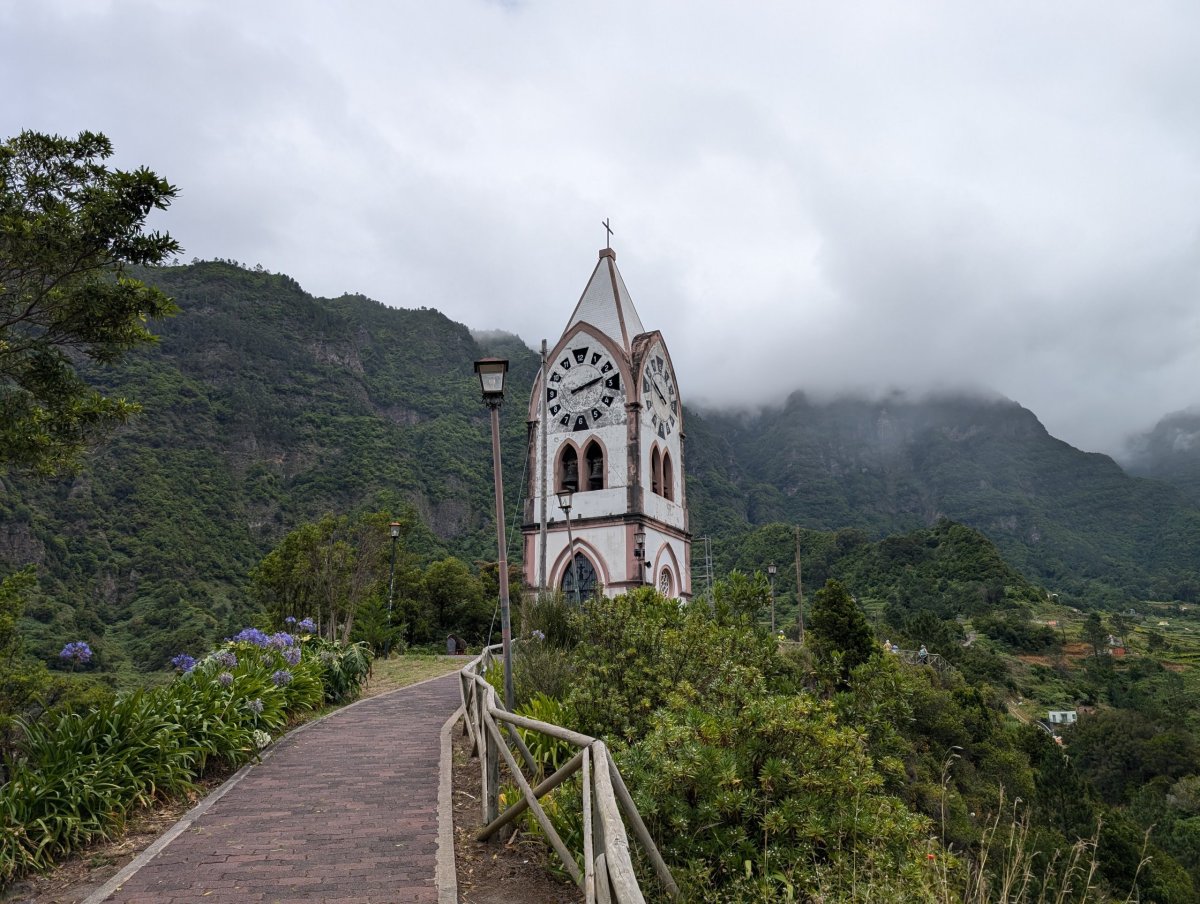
[561,552,597,600]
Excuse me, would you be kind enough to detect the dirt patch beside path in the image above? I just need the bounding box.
[452,726,581,904]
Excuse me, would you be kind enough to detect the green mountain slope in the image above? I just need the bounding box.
[687,392,1200,604]
[6,261,1200,674]
[1124,407,1200,507]
[0,261,539,669]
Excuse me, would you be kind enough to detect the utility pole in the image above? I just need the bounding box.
[767,563,777,634]
[538,339,548,591]
[385,521,401,656]
[794,526,805,642]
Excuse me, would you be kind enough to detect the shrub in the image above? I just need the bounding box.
[518,592,579,650]
[620,689,932,902]
[305,637,372,704]
[565,588,775,742]
[513,636,575,706]
[514,693,577,778]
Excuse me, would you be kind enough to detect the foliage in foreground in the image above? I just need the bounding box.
[505,585,1194,902]
[0,626,371,885]
[0,130,180,475]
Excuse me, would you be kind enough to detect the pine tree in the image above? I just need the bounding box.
[809,578,876,678]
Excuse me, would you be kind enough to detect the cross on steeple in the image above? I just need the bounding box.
[602,218,613,250]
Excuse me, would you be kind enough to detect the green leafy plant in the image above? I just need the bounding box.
[0,626,372,884]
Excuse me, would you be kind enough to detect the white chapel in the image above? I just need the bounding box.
[522,247,691,599]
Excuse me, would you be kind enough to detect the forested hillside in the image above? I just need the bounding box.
[0,261,538,671]
[688,393,1200,605]
[6,261,1200,676]
[1124,406,1200,507]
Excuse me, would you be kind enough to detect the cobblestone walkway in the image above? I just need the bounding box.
[101,674,460,904]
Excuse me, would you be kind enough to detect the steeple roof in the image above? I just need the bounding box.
[563,248,645,353]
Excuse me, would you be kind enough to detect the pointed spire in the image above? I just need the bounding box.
[563,248,646,354]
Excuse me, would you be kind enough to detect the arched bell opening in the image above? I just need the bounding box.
[557,444,579,494]
[583,440,605,492]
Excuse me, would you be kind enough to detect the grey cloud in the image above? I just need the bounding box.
[4,0,1200,455]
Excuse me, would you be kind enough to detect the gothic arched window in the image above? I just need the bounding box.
[557,445,578,494]
[662,451,675,501]
[584,441,605,491]
[561,552,598,600]
[650,446,661,496]
[658,567,673,596]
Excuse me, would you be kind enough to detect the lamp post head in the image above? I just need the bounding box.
[634,529,646,547]
[389,521,402,539]
[556,489,573,512]
[767,563,777,577]
[474,357,509,407]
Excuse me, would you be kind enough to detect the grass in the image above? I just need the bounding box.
[362,654,464,697]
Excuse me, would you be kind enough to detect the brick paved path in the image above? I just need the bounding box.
[103,674,460,904]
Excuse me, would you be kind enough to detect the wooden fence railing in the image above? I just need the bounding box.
[894,649,954,674]
[459,644,679,903]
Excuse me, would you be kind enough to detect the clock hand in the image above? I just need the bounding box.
[654,383,668,404]
[571,376,603,394]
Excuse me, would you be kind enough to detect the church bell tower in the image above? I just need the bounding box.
[522,247,691,598]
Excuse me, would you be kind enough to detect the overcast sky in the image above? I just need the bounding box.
[4,1,1199,455]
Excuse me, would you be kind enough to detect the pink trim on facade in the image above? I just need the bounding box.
[661,449,674,501]
[652,543,686,597]
[554,438,581,494]
[550,538,612,592]
[581,436,608,491]
[528,322,635,422]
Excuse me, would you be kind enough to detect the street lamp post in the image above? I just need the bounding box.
[385,521,402,657]
[634,528,647,585]
[556,489,581,605]
[474,357,514,712]
[795,527,805,643]
[767,563,777,634]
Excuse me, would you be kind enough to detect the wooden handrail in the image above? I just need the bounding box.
[459,644,679,902]
[894,649,955,673]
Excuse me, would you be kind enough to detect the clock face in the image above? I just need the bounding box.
[642,353,678,440]
[547,344,622,432]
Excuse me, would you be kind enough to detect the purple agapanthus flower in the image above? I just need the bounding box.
[59,641,93,664]
[247,698,264,715]
[283,646,302,666]
[214,650,238,669]
[170,653,197,672]
[271,670,293,686]
[231,627,270,647]
[217,671,234,687]
[284,616,297,626]
[297,617,316,634]
[531,630,546,641]
[267,632,295,651]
